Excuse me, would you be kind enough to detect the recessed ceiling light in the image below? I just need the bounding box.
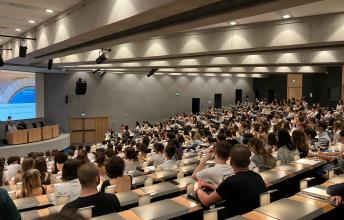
[0,39,2,41]
[230,21,237,25]
[15,28,22,32]
[282,14,291,19]
[28,20,36,24]
[45,9,54,13]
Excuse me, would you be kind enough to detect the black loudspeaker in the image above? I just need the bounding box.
[75,78,87,95]
[48,59,53,70]
[0,55,3,67]
[19,45,27,57]
[65,95,69,104]
[147,68,158,77]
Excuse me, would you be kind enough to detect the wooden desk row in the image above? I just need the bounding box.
[232,175,344,220]
[6,125,59,145]
[20,158,328,220]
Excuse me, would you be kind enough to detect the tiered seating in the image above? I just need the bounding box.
[19,157,334,220]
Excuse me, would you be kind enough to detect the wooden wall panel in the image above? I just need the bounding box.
[84,118,96,130]
[84,130,96,143]
[70,131,83,144]
[96,117,109,142]
[70,118,83,131]
[287,74,303,100]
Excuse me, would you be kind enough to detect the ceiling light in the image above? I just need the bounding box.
[45,9,54,13]
[28,20,36,24]
[15,28,22,32]
[230,21,237,25]
[0,39,2,41]
[282,14,291,19]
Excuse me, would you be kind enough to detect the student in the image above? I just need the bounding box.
[53,152,68,174]
[147,143,165,167]
[15,157,34,183]
[34,210,86,220]
[21,169,46,198]
[248,138,276,171]
[5,156,21,181]
[61,163,121,217]
[276,129,300,164]
[160,146,177,170]
[327,183,344,205]
[192,141,232,185]
[95,151,106,176]
[34,157,51,185]
[54,159,81,202]
[316,121,331,148]
[291,129,309,158]
[0,189,21,220]
[85,145,95,162]
[124,147,140,172]
[100,156,132,193]
[194,144,267,219]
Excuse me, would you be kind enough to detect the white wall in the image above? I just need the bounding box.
[44,72,254,131]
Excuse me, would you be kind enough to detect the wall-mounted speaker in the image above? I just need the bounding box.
[19,45,27,58]
[65,95,69,104]
[75,78,87,95]
[48,59,53,70]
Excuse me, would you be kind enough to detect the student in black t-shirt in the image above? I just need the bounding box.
[194,144,267,219]
[61,163,120,217]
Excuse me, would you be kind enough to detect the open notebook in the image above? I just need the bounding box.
[300,185,330,200]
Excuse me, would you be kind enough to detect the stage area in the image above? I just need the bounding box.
[0,133,70,158]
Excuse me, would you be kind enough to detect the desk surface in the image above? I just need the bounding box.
[254,198,324,220]
[139,182,179,198]
[21,205,63,220]
[14,193,54,211]
[131,199,189,220]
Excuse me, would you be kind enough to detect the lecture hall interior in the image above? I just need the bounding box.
[2,0,344,219]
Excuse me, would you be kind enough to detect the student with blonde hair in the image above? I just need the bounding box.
[21,169,46,198]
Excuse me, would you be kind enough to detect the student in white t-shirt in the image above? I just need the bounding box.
[160,146,177,170]
[192,141,233,185]
[147,143,165,167]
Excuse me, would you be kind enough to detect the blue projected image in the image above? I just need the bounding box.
[9,87,36,104]
[0,71,36,121]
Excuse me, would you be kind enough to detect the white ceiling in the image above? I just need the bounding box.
[195,0,344,30]
[0,0,81,43]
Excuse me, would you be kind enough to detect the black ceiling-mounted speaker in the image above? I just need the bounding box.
[48,59,53,70]
[147,68,158,77]
[19,45,27,58]
[75,78,87,95]
[96,53,107,64]
[0,55,3,67]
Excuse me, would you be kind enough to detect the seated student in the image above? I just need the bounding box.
[54,159,81,202]
[194,144,267,219]
[20,169,46,198]
[61,163,120,218]
[0,188,21,220]
[160,146,178,170]
[316,121,331,148]
[292,129,309,158]
[248,138,276,171]
[5,156,21,182]
[85,145,95,162]
[15,157,34,183]
[276,129,300,164]
[53,152,68,174]
[147,143,165,167]
[327,182,344,205]
[124,147,140,172]
[35,210,86,220]
[100,156,132,193]
[34,157,51,185]
[95,150,106,176]
[192,141,232,185]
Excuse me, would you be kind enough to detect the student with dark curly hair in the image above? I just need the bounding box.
[100,156,132,193]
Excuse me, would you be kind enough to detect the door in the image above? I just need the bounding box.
[235,89,242,104]
[192,98,200,114]
[268,89,275,103]
[255,89,260,99]
[214,94,222,109]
